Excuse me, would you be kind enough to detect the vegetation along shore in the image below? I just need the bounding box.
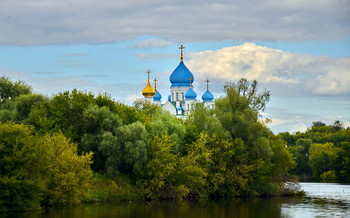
[1,76,348,212]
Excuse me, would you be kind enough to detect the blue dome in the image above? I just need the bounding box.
[185,88,197,100]
[170,62,194,87]
[202,90,214,102]
[153,89,162,101]
[177,106,183,110]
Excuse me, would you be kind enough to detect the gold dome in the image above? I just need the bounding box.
[142,79,156,97]
[142,70,156,97]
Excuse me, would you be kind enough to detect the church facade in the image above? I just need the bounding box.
[141,45,214,118]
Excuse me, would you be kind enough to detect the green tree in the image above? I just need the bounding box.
[48,89,95,141]
[0,122,93,211]
[140,135,178,199]
[146,110,186,151]
[309,142,339,181]
[335,142,350,182]
[288,139,312,179]
[0,76,31,103]
[80,105,122,172]
[95,93,138,125]
[115,121,148,175]
[0,123,45,211]
[39,134,93,205]
[224,79,270,113]
[14,94,48,121]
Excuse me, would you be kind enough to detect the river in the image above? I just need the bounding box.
[1,183,349,218]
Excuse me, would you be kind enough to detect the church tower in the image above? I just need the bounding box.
[202,79,214,108]
[142,70,156,102]
[153,78,162,106]
[167,45,196,116]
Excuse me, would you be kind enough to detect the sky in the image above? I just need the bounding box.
[1,0,349,133]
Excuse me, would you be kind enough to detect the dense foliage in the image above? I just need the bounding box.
[279,121,350,182]
[1,76,300,211]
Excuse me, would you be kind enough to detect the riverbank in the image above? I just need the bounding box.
[82,174,305,203]
[1,183,349,218]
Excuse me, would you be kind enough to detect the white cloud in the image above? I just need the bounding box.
[186,43,350,96]
[0,0,349,45]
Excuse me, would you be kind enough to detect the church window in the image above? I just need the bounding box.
[176,93,179,101]
[181,92,184,101]
[172,93,174,101]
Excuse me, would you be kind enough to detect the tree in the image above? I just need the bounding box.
[288,139,312,179]
[309,142,339,181]
[223,79,270,113]
[335,142,350,182]
[80,105,122,173]
[0,76,31,103]
[140,135,178,199]
[0,122,93,211]
[0,123,45,211]
[39,134,93,205]
[332,120,344,132]
[47,89,95,141]
[146,110,186,151]
[91,121,148,176]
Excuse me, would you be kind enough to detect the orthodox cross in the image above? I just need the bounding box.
[153,78,158,89]
[205,79,210,90]
[146,69,151,80]
[179,45,185,62]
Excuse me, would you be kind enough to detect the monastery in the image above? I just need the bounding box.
[142,45,214,118]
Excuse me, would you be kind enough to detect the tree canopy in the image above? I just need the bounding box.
[0,76,307,211]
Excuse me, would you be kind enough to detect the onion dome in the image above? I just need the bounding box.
[202,90,214,102]
[153,89,162,101]
[142,80,155,97]
[142,70,156,97]
[177,106,183,111]
[169,62,194,87]
[185,87,197,100]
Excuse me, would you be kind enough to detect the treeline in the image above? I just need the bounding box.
[1,76,297,211]
[279,121,350,183]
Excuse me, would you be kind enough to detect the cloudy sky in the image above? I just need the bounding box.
[1,0,349,133]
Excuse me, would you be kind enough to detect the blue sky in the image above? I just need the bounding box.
[1,0,349,133]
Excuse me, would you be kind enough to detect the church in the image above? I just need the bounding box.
[141,45,214,118]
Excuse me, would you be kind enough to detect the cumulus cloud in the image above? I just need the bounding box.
[0,0,349,45]
[186,43,350,96]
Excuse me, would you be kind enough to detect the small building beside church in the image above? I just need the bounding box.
[141,45,214,118]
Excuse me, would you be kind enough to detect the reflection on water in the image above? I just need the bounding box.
[1,183,349,218]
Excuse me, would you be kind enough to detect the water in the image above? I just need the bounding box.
[281,183,350,218]
[1,183,349,218]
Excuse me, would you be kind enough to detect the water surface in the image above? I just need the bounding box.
[1,183,349,218]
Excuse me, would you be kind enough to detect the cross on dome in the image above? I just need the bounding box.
[146,69,151,80]
[205,79,210,90]
[153,78,158,89]
[179,45,185,62]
